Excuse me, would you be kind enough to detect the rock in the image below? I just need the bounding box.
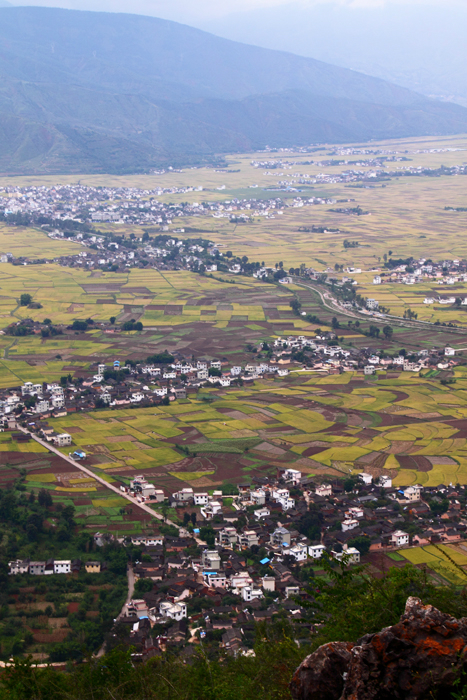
[289,641,354,700]
[290,597,467,700]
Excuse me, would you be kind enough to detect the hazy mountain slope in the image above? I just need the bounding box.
[0,6,427,105]
[201,3,467,108]
[0,7,466,174]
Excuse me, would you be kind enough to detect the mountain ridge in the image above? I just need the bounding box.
[0,7,466,174]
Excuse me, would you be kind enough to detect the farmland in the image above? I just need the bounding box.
[0,433,157,538]
[4,258,464,391]
[28,364,467,493]
[0,134,466,389]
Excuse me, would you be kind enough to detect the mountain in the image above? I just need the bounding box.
[0,7,466,174]
[201,2,467,108]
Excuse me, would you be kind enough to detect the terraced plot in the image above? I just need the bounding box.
[25,365,467,492]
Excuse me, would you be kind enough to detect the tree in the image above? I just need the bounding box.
[38,488,52,508]
[331,317,340,330]
[43,318,52,325]
[199,526,216,546]
[20,293,32,306]
[109,316,116,325]
[383,325,393,340]
[348,535,371,555]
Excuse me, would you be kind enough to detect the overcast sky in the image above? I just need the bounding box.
[10,0,460,23]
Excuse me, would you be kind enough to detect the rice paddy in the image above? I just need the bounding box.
[0,365,450,492]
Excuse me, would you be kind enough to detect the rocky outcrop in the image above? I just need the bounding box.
[290,597,467,700]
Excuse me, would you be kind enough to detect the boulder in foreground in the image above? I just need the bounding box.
[290,597,467,700]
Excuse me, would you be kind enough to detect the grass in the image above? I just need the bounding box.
[386,552,406,561]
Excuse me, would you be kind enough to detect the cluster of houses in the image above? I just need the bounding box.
[96,469,467,659]
[362,346,458,376]
[8,558,105,576]
[8,464,466,658]
[372,257,467,292]
[0,338,458,428]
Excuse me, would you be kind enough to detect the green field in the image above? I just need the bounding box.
[16,365,466,491]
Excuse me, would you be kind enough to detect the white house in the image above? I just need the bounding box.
[345,507,364,520]
[342,519,359,532]
[203,571,227,588]
[250,489,266,506]
[404,485,422,502]
[194,492,210,506]
[373,276,382,285]
[254,507,270,520]
[238,531,259,549]
[241,585,264,601]
[315,484,332,497]
[173,487,194,502]
[390,530,409,547]
[159,601,187,620]
[262,576,276,592]
[201,550,221,571]
[230,571,253,593]
[217,527,238,548]
[54,433,72,447]
[309,545,326,559]
[281,468,302,485]
[334,547,361,564]
[29,561,46,575]
[277,496,295,511]
[445,347,456,356]
[200,500,222,519]
[54,560,71,574]
[359,472,373,485]
[366,299,379,310]
[8,560,29,575]
[288,543,308,561]
[230,366,242,376]
[379,475,392,488]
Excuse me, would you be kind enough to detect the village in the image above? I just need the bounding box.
[0,335,459,425]
[7,467,467,660]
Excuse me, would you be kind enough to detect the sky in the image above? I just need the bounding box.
[8,0,459,23]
